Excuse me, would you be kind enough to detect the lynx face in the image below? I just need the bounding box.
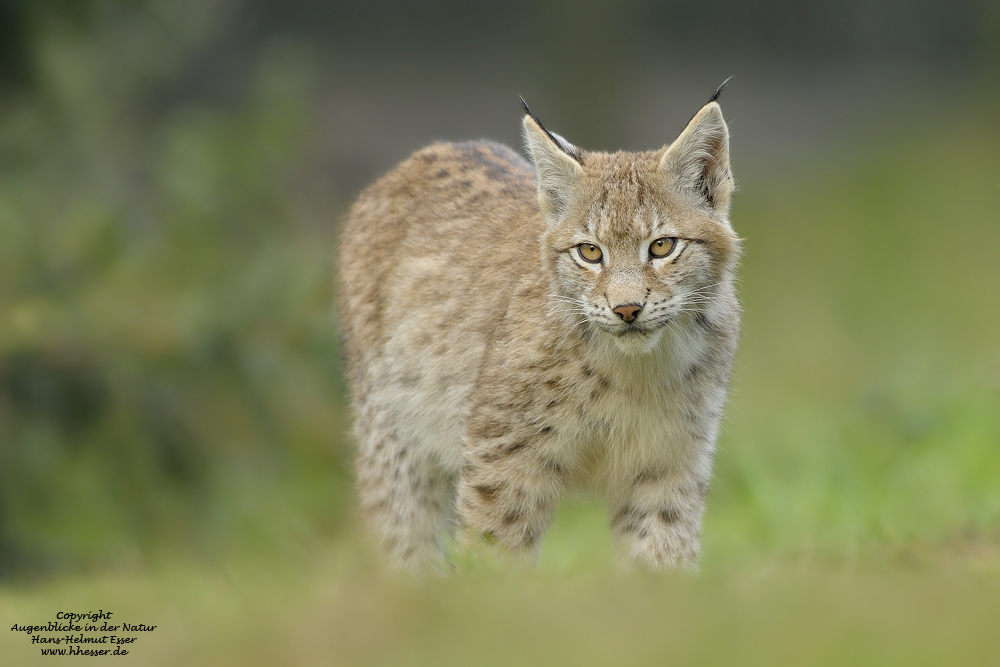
[528,116,740,356]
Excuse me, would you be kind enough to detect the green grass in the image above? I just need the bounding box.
[3,535,1000,665]
[2,19,1000,663]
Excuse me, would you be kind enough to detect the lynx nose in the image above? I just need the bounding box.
[612,304,642,323]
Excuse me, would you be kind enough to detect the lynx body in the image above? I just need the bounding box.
[338,92,740,569]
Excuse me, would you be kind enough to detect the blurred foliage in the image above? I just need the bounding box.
[4,0,998,90]
[241,0,998,63]
[709,113,1000,559]
[0,4,348,576]
[0,0,140,87]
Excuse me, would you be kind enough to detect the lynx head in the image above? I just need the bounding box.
[521,89,741,355]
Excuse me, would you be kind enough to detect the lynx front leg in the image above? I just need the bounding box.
[457,430,566,563]
[609,466,710,570]
[354,411,456,571]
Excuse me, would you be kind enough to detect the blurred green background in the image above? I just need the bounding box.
[1,0,999,664]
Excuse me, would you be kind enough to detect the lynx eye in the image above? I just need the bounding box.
[577,243,603,263]
[649,237,677,258]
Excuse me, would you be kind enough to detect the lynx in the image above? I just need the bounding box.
[338,84,740,570]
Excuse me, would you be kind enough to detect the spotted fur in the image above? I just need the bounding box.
[338,94,740,570]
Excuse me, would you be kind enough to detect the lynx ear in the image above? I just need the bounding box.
[660,100,733,213]
[520,97,584,221]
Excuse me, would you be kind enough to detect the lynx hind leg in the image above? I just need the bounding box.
[354,412,457,570]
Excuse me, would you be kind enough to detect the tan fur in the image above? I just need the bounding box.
[338,99,740,570]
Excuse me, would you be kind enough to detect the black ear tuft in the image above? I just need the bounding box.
[710,76,734,103]
[519,96,555,143]
[518,95,580,162]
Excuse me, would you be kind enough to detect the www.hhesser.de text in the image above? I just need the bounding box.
[11,610,156,657]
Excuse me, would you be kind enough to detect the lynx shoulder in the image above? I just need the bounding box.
[338,88,741,570]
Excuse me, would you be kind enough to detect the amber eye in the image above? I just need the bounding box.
[577,243,603,263]
[649,237,677,258]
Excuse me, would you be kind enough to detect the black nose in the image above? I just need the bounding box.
[612,304,642,323]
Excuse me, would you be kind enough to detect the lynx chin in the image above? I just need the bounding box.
[338,83,741,570]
